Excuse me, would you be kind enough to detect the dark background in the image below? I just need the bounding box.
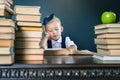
[13,0,120,52]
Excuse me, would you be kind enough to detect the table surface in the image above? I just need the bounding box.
[0,54,119,79]
[0,54,120,68]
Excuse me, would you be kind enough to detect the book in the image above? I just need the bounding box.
[44,48,94,56]
[16,31,42,38]
[17,21,42,27]
[94,24,120,30]
[0,39,14,47]
[0,0,11,7]
[0,27,15,33]
[15,60,44,64]
[97,44,120,49]
[75,50,95,55]
[94,38,120,44]
[14,14,41,22]
[0,33,15,39]
[93,53,120,61]
[14,5,41,15]
[15,41,40,48]
[0,4,14,14]
[0,9,12,18]
[0,19,15,27]
[0,0,13,5]
[0,16,7,19]
[6,0,13,5]
[44,48,71,56]
[0,54,14,65]
[0,47,14,54]
[93,58,120,63]
[18,26,42,31]
[15,54,43,60]
[0,0,7,3]
[15,48,44,54]
[16,37,41,41]
[95,28,120,34]
[97,48,120,56]
[97,33,120,39]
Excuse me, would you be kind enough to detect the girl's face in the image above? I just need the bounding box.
[45,21,63,41]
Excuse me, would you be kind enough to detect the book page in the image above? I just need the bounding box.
[45,48,63,50]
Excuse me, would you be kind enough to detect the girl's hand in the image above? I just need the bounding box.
[67,45,77,54]
[45,32,51,40]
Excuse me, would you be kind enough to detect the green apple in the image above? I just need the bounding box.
[101,11,116,24]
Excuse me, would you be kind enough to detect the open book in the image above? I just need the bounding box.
[44,48,94,56]
[44,48,70,56]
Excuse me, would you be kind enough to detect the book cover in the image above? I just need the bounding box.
[97,44,120,49]
[6,0,13,5]
[18,26,42,31]
[15,41,40,48]
[0,54,14,65]
[44,48,71,56]
[95,28,120,34]
[0,47,14,54]
[0,4,14,14]
[16,37,41,41]
[97,33,120,39]
[15,54,43,60]
[17,21,42,27]
[0,27,15,33]
[0,19,15,27]
[0,9,12,19]
[0,16,8,19]
[15,48,44,55]
[94,24,120,30]
[16,31,42,38]
[14,14,41,22]
[0,39,14,47]
[0,33,15,39]
[14,5,41,15]
[0,0,13,5]
[0,0,11,7]
[0,0,8,4]
[15,60,44,64]
[94,38,120,44]
[97,48,120,56]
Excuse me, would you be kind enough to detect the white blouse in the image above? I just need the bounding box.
[45,36,77,49]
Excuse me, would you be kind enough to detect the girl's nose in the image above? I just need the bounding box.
[52,30,56,34]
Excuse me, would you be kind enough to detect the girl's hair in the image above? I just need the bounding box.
[46,17,61,26]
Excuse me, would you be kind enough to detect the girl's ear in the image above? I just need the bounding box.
[61,26,64,32]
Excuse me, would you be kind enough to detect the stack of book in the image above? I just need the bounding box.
[94,24,120,62]
[14,5,44,64]
[0,0,15,65]
[0,0,13,19]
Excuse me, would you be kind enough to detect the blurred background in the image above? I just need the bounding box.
[12,0,120,52]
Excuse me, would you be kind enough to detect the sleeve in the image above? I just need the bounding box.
[44,44,48,49]
[65,36,77,48]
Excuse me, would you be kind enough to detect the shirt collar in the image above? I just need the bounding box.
[52,36,62,43]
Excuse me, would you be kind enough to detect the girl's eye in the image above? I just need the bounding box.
[55,28,59,31]
[48,30,52,32]
[47,30,52,32]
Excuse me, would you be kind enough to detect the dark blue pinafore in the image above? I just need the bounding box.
[47,36,66,48]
